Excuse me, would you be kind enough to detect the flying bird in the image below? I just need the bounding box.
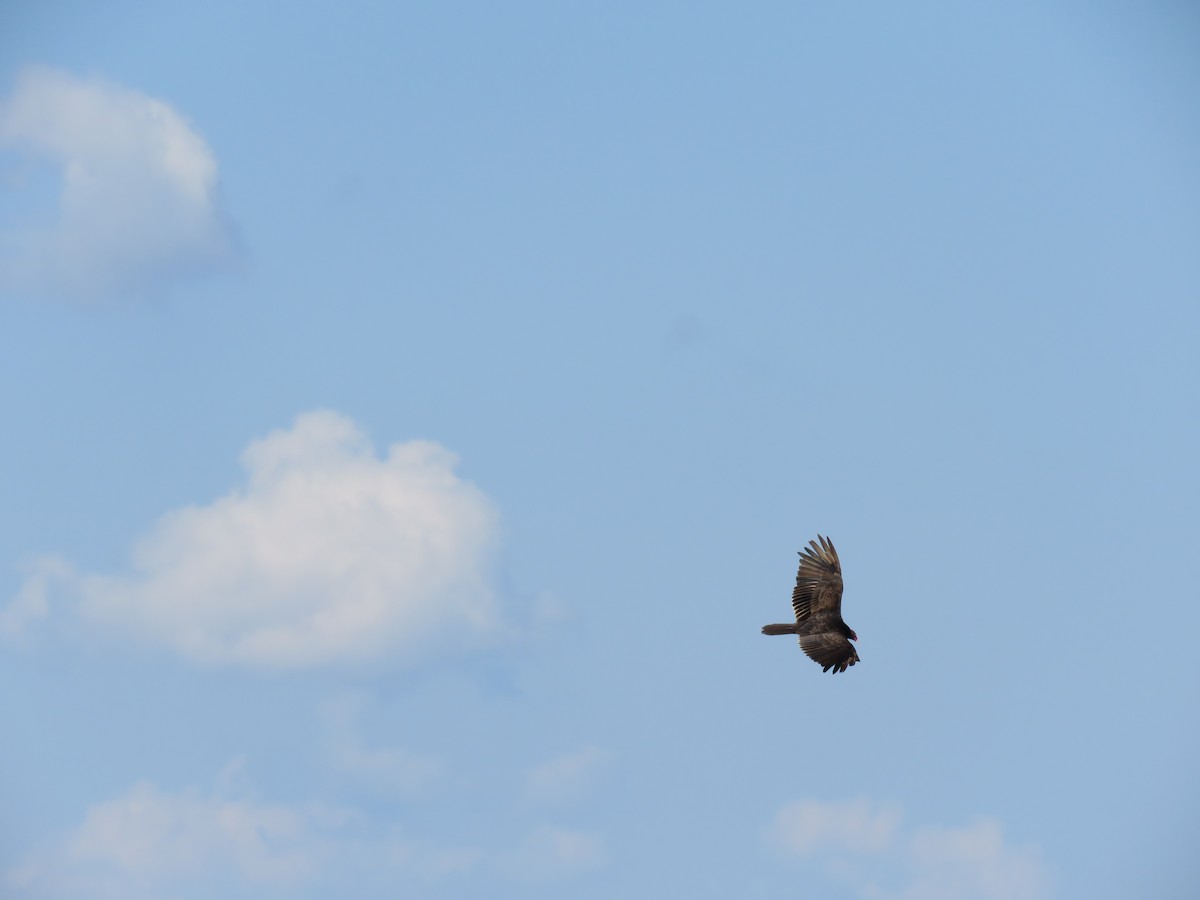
[762,535,860,673]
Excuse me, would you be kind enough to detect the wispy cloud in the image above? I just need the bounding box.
[772,796,900,856]
[768,798,1051,900]
[521,746,611,808]
[3,410,504,668]
[898,818,1050,900]
[0,65,237,300]
[319,693,445,795]
[0,556,69,640]
[495,825,607,882]
[6,762,351,900]
[8,761,605,899]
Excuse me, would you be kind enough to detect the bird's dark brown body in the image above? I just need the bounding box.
[762,535,859,673]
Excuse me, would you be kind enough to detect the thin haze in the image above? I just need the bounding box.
[1,3,1198,898]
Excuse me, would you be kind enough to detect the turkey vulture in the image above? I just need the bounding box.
[762,535,859,673]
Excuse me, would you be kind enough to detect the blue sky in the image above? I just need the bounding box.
[2,2,1198,897]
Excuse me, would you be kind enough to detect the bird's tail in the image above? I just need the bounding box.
[761,623,799,636]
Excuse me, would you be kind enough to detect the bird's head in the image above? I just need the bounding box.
[848,629,858,642]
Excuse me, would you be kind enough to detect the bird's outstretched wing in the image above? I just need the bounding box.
[791,534,843,623]
[799,630,859,673]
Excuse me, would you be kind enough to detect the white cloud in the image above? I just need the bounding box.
[496,825,607,882]
[0,65,236,300]
[380,824,605,886]
[0,556,69,640]
[768,798,1051,900]
[900,819,1050,900]
[522,746,611,807]
[3,410,503,668]
[7,765,351,900]
[772,796,900,856]
[382,832,484,881]
[319,693,444,795]
[8,762,605,899]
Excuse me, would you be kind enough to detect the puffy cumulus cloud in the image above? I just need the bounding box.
[4,410,503,668]
[0,65,237,300]
[768,798,1051,900]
